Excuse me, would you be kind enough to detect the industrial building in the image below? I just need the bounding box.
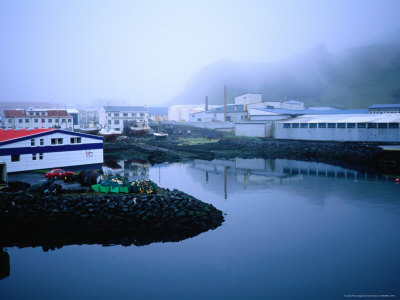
[274,114,400,142]
[0,129,103,172]
[368,104,400,114]
[98,106,149,131]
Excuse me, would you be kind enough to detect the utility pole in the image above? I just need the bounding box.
[224,85,227,122]
[205,96,208,111]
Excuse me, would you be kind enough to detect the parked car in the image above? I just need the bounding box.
[45,169,74,180]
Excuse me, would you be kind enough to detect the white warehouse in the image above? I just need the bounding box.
[0,129,104,172]
[275,114,400,142]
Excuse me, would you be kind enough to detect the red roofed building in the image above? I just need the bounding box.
[1,107,73,130]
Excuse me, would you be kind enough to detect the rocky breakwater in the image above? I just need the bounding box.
[0,188,224,250]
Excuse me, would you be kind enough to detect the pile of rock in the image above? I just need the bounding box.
[0,188,224,250]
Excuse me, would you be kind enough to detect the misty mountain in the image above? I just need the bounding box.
[168,42,400,108]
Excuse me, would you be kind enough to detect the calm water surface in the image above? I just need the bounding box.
[1,158,400,300]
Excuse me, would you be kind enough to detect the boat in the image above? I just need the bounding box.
[153,132,168,139]
[77,127,99,135]
[130,121,150,136]
[153,122,168,139]
[99,127,122,142]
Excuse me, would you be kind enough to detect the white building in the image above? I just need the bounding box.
[368,104,400,114]
[2,108,73,130]
[168,105,209,122]
[275,114,400,142]
[98,106,149,131]
[0,129,104,172]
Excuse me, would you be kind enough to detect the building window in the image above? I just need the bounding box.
[34,119,38,123]
[389,123,399,129]
[300,123,308,128]
[309,123,317,128]
[8,119,12,123]
[68,119,72,122]
[367,123,377,129]
[114,113,119,117]
[131,113,135,116]
[378,123,388,129]
[123,113,128,117]
[292,123,299,128]
[35,112,39,116]
[226,116,232,122]
[283,123,290,128]
[327,123,336,128]
[140,113,144,117]
[32,153,37,160]
[31,139,35,146]
[51,138,63,145]
[197,118,201,121]
[25,119,29,123]
[108,113,111,117]
[40,138,44,146]
[357,123,366,128]
[11,154,20,162]
[29,112,34,116]
[108,120,111,124]
[114,120,120,125]
[70,137,82,144]
[39,153,43,160]
[318,123,327,128]
[19,119,23,123]
[115,128,120,131]
[62,119,66,123]
[337,123,346,128]
[42,119,45,123]
[347,123,356,128]
[55,119,59,123]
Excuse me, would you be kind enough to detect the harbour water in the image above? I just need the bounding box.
[1,158,400,299]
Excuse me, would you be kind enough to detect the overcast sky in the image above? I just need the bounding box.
[1,0,399,106]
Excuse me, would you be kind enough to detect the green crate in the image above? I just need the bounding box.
[110,186,119,193]
[91,184,101,193]
[119,186,129,194]
[100,185,110,193]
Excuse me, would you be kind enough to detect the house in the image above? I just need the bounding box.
[0,129,103,172]
[98,106,149,131]
[2,108,73,130]
[147,107,169,122]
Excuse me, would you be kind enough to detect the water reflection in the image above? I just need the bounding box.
[102,160,150,180]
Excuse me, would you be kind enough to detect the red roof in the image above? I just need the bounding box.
[3,110,27,118]
[0,129,55,142]
[47,110,70,117]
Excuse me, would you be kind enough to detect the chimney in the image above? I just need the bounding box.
[244,96,247,112]
[205,96,208,111]
[224,85,227,122]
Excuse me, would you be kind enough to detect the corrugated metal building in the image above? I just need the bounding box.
[0,129,103,172]
[275,114,400,142]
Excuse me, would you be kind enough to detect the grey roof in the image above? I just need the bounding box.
[254,108,368,116]
[104,106,147,112]
[368,104,400,109]
[206,104,245,114]
[147,106,169,115]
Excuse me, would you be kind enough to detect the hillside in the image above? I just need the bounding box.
[168,42,400,109]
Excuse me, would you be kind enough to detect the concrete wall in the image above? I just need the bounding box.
[235,122,274,138]
[275,124,400,142]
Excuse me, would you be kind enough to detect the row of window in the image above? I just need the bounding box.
[8,118,72,124]
[108,113,145,117]
[283,123,400,129]
[30,137,82,146]
[11,153,44,162]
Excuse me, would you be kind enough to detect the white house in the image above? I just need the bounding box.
[0,129,104,172]
[98,106,149,131]
[2,108,73,130]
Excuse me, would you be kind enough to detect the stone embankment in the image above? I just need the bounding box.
[0,188,224,250]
